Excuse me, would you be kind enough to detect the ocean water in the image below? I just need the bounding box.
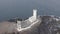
[0,0,60,21]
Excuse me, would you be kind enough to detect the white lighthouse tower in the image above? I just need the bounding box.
[29,9,37,22]
[33,9,37,20]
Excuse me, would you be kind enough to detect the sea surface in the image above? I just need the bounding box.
[0,0,60,21]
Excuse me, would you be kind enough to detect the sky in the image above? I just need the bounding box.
[0,0,60,21]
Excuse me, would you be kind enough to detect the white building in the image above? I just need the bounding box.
[28,9,37,22]
[17,9,38,31]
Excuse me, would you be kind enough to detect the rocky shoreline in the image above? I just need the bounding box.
[0,16,60,34]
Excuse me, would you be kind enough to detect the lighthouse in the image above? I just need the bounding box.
[33,9,37,20]
[29,9,37,22]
